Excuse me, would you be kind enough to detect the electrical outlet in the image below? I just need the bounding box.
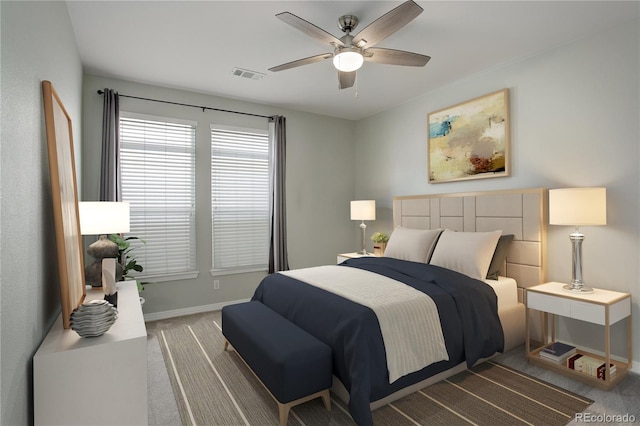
[213,279,220,289]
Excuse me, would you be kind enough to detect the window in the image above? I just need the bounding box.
[211,125,269,274]
[120,112,197,281]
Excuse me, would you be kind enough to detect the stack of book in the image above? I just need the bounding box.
[567,354,617,380]
[539,342,576,363]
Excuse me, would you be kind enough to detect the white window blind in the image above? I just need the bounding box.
[120,113,197,281]
[211,125,269,273]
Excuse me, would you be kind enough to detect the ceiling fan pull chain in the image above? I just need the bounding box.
[355,71,359,99]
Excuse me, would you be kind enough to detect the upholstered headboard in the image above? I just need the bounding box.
[393,188,547,300]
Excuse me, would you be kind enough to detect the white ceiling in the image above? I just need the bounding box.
[66,1,637,121]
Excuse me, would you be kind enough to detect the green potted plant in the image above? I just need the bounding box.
[109,234,145,293]
[370,232,390,256]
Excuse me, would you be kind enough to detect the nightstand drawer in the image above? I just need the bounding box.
[527,292,570,316]
[528,291,604,324]
[527,290,630,325]
[570,300,604,324]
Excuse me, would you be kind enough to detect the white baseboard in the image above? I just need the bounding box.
[143,298,251,322]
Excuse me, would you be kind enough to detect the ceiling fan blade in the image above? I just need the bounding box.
[352,0,423,49]
[338,71,356,89]
[276,12,344,47]
[269,53,333,72]
[364,47,430,67]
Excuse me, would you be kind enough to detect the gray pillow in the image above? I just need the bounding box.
[383,227,443,263]
[486,234,514,280]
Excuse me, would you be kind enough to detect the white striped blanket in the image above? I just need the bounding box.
[281,265,449,383]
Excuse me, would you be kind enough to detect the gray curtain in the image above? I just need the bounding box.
[268,116,290,273]
[100,89,121,201]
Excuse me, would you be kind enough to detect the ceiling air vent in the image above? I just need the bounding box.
[232,68,265,81]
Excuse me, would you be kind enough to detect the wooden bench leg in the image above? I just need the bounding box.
[223,339,230,351]
[276,389,331,426]
[320,389,331,411]
[278,402,291,426]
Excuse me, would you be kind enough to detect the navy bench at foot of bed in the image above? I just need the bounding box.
[222,301,332,426]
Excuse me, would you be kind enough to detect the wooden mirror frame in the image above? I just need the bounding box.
[42,80,86,329]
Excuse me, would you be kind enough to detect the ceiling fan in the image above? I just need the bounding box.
[268,0,431,90]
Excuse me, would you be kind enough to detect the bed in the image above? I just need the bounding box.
[251,188,547,426]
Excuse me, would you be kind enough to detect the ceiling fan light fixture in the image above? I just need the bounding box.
[333,48,364,72]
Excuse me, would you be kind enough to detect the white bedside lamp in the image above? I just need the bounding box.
[549,188,606,294]
[79,202,130,306]
[351,200,376,255]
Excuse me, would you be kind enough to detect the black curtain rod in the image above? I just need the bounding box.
[97,89,271,119]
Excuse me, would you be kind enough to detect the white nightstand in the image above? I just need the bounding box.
[337,252,376,264]
[525,282,632,390]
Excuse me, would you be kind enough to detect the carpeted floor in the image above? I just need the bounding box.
[149,311,596,426]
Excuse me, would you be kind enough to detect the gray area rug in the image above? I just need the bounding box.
[156,318,593,425]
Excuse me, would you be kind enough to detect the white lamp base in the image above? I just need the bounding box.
[102,258,119,307]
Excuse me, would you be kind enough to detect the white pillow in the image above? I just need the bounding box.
[383,227,443,263]
[429,230,502,280]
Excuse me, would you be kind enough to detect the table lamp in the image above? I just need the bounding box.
[549,188,606,293]
[78,202,130,306]
[351,200,376,255]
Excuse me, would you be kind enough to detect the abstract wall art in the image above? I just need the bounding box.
[428,89,510,183]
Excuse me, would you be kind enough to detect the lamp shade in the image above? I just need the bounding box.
[350,200,376,221]
[78,201,131,235]
[549,188,606,226]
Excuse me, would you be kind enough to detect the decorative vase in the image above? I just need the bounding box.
[373,242,387,256]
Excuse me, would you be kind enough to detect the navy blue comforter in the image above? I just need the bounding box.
[251,257,504,426]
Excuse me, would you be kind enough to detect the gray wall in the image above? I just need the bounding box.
[354,19,640,369]
[82,75,357,317]
[2,2,638,423]
[0,2,83,425]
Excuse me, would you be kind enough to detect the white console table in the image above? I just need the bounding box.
[34,281,147,425]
